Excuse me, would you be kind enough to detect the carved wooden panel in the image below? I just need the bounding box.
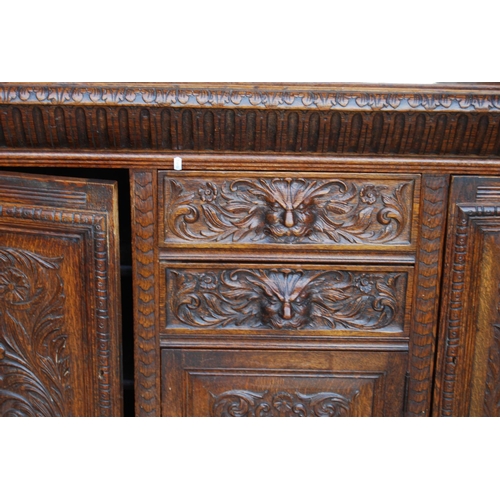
[0,171,122,416]
[160,263,413,337]
[161,348,408,416]
[159,172,420,254]
[434,176,500,416]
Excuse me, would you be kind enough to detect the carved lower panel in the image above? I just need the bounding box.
[0,248,71,416]
[161,349,408,417]
[163,265,411,334]
[131,171,160,416]
[406,175,449,416]
[161,174,417,247]
[211,389,357,417]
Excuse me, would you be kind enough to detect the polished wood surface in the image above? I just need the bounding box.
[162,348,407,417]
[434,176,500,416]
[159,172,419,251]
[2,82,500,416]
[1,83,500,158]
[0,171,122,416]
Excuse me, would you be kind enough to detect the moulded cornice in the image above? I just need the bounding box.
[1,83,500,112]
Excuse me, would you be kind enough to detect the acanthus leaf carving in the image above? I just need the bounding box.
[155,89,179,106]
[229,91,244,105]
[491,96,500,110]
[164,177,412,245]
[195,90,211,105]
[34,87,49,102]
[100,88,136,104]
[0,204,115,416]
[177,91,190,104]
[248,92,263,106]
[210,91,232,106]
[47,87,73,104]
[355,93,402,110]
[211,389,358,417]
[1,84,499,116]
[142,89,157,104]
[88,87,103,103]
[102,88,126,104]
[302,92,349,109]
[0,86,18,103]
[18,88,31,101]
[167,267,405,332]
[0,247,71,417]
[260,92,294,107]
[459,95,492,111]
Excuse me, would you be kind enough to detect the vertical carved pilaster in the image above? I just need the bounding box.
[131,171,160,416]
[406,175,449,416]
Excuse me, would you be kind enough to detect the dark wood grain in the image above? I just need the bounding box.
[406,175,449,416]
[161,348,408,417]
[1,84,500,157]
[160,172,418,249]
[2,83,500,418]
[130,170,160,416]
[434,177,500,416]
[0,171,122,416]
[161,263,412,337]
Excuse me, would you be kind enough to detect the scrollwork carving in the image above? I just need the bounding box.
[211,389,357,417]
[0,248,71,417]
[167,268,405,331]
[0,204,115,416]
[164,177,412,245]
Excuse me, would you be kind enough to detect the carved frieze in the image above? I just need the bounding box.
[163,175,414,246]
[0,248,71,417]
[211,389,357,417]
[2,84,500,112]
[165,267,408,332]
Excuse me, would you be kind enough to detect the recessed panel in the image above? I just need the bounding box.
[162,349,407,417]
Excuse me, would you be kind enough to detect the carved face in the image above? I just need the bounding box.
[264,199,316,240]
[246,178,318,241]
[257,270,313,329]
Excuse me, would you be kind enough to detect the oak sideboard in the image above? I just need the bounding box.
[1,82,499,417]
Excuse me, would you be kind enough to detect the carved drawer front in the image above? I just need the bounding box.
[159,171,420,256]
[160,263,413,338]
[162,349,407,416]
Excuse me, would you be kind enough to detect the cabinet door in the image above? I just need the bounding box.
[0,171,122,416]
[162,348,408,417]
[434,176,500,416]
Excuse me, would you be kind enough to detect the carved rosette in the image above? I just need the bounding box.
[164,177,412,245]
[0,248,71,417]
[211,389,357,417]
[167,268,406,331]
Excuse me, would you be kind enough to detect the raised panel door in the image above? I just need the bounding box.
[0,171,122,416]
